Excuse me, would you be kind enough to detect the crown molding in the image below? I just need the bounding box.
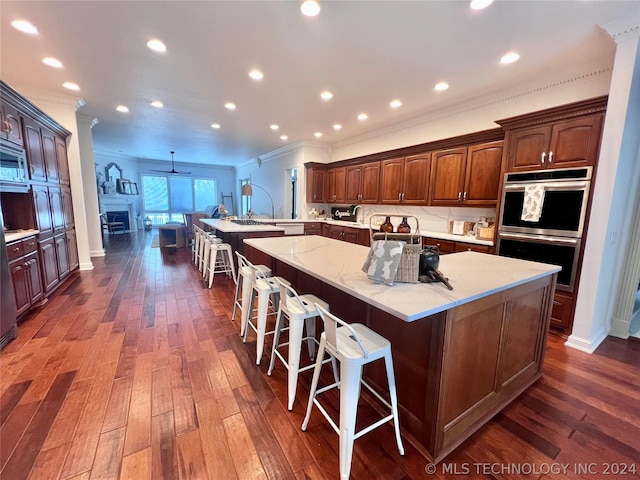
[236,139,330,169]
[77,113,99,129]
[602,18,640,42]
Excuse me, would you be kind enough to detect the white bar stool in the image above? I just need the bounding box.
[204,242,236,287]
[301,304,405,480]
[232,252,271,323]
[192,226,203,265]
[239,254,291,365]
[267,279,337,411]
[200,234,222,278]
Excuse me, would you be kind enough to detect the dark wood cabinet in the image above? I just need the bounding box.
[1,100,23,146]
[23,116,46,182]
[328,224,369,246]
[66,229,79,271]
[304,222,322,235]
[345,162,380,204]
[381,154,430,205]
[55,136,70,185]
[39,236,59,294]
[453,242,494,254]
[430,141,503,206]
[306,166,325,203]
[8,237,43,317]
[49,187,65,232]
[423,237,456,254]
[55,233,70,280]
[502,112,604,172]
[32,184,53,237]
[41,129,59,183]
[550,290,575,332]
[62,187,74,229]
[325,167,346,203]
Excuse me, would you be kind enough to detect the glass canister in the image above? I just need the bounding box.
[397,217,411,233]
[380,216,394,233]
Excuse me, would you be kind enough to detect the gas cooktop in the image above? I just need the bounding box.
[231,219,263,226]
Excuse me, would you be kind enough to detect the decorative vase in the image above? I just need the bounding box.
[397,217,411,233]
[380,216,394,233]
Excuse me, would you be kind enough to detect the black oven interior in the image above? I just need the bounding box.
[497,237,579,291]
[500,190,586,232]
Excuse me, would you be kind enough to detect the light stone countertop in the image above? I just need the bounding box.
[244,235,559,322]
[200,218,285,233]
[4,229,39,243]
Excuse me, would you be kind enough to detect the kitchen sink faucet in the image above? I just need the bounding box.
[352,205,363,224]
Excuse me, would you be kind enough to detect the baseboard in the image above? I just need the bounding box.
[565,327,609,353]
[90,249,106,258]
[608,316,631,339]
[79,261,95,271]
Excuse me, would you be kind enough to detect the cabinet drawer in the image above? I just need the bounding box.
[454,242,493,254]
[423,237,455,254]
[6,240,24,261]
[22,236,38,254]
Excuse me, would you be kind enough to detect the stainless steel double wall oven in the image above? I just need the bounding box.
[497,167,592,292]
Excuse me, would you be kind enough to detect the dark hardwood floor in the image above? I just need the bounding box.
[1,231,639,479]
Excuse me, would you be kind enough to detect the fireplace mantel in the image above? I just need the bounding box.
[99,194,140,231]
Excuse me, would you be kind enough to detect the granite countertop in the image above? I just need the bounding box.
[200,218,285,233]
[4,229,39,243]
[244,235,559,322]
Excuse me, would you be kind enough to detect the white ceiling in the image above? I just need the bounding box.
[1,1,638,168]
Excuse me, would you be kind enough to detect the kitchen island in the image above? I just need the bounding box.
[244,235,560,462]
[200,218,285,256]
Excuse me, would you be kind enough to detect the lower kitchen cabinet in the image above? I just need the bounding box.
[7,236,43,317]
[66,229,78,270]
[423,236,493,255]
[328,224,369,246]
[304,222,322,235]
[39,236,59,294]
[551,290,575,332]
[454,242,494,254]
[55,233,70,279]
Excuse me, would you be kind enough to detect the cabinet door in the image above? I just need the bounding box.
[505,126,551,171]
[329,226,343,241]
[360,162,380,204]
[55,233,70,280]
[550,290,575,333]
[1,101,24,146]
[306,168,325,203]
[463,141,503,206]
[49,187,65,232]
[25,251,43,304]
[62,187,74,229]
[41,129,59,182]
[23,117,47,181]
[66,229,79,271]
[39,237,59,293]
[380,157,404,204]
[9,259,31,316]
[344,166,363,203]
[343,228,360,245]
[402,154,430,205]
[429,148,466,205]
[55,136,70,185]
[548,115,603,168]
[325,168,345,203]
[32,185,53,237]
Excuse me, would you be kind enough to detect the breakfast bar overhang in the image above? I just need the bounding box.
[243,235,560,462]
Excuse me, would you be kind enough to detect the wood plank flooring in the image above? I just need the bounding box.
[1,231,639,479]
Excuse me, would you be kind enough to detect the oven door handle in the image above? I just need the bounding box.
[499,232,579,245]
[503,181,588,191]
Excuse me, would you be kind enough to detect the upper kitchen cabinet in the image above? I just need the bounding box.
[41,129,60,183]
[498,96,607,173]
[325,167,346,204]
[380,154,430,205]
[55,136,70,185]
[23,116,47,182]
[0,100,23,146]
[305,164,326,203]
[345,161,380,204]
[430,141,503,207]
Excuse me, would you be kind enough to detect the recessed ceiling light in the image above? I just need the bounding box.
[314,132,322,138]
[469,0,494,10]
[249,69,264,80]
[11,20,38,35]
[42,57,63,68]
[150,100,163,108]
[434,82,449,92]
[225,102,236,110]
[333,124,342,130]
[146,39,166,53]
[320,91,333,100]
[280,135,288,140]
[116,105,129,113]
[211,123,221,129]
[357,113,368,121]
[300,0,320,17]
[63,82,80,91]
[270,124,279,131]
[390,99,402,108]
[500,52,520,64]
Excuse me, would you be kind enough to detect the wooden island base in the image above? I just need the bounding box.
[246,243,556,462]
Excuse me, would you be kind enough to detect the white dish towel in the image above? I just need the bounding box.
[521,184,545,222]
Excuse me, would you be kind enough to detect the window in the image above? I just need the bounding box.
[142,174,216,225]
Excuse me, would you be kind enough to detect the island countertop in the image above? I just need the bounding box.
[244,235,560,322]
[200,218,285,233]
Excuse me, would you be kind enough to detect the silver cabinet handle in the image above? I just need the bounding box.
[457,192,462,200]
[398,193,402,201]
[463,191,467,200]
[541,152,546,163]
[401,193,405,201]
[548,151,553,163]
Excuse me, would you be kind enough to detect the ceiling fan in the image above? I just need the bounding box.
[151,151,191,175]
